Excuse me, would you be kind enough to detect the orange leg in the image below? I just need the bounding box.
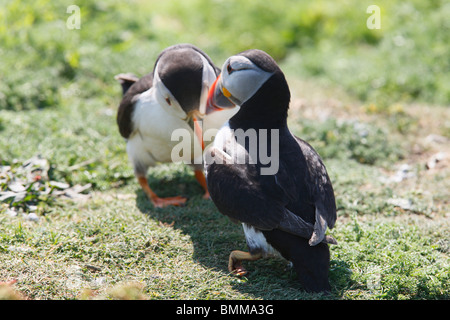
[194,170,210,199]
[194,116,210,199]
[137,176,187,208]
[192,116,209,199]
[228,250,262,276]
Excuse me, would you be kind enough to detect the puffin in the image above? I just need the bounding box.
[116,44,237,208]
[203,49,338,292]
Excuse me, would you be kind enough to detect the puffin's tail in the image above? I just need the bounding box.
[114,73,139,96]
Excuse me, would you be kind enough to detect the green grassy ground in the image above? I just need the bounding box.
[0,0,449,300]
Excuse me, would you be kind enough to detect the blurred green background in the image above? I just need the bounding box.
[1,0,449,112]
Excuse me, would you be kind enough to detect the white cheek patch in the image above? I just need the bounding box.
[225,69,272,104]
[221,57,273,105]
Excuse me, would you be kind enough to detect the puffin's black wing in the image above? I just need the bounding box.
[289,135,337,245]
[116,73,153,139]
[258,134,337,245]
[205,132,337,245]
[205,146,285,230]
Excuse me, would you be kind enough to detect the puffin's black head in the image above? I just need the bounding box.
[206,49,290,128]
[155,44,219,115]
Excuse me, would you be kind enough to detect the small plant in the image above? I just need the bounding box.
[0,156,91,216]
[294,118,404,166]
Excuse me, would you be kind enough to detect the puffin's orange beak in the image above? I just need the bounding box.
[205,75,235,115]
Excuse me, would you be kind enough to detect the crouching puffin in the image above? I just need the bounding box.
[116,44,237,208]
[203,49,338,292]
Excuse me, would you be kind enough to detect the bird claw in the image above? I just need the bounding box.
[228,258,248,277]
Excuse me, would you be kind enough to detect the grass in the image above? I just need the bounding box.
[0,0,449,300]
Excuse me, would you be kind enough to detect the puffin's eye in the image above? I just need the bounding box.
[165,97,171,105]
[226,63,234,74]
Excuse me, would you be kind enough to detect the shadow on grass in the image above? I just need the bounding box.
[134,167,351,299]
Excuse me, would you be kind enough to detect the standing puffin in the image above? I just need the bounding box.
[203,49,337,292]
[116,44,237,208]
